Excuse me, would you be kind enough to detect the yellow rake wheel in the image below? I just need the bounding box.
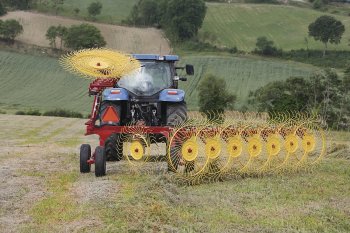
[282,124,305,171]
[120,125,151,173]
[240,133,266,174]
[219,126,249,176]
[297,122,326,167]
[247,136,263,158]
[202,129,226,179]
[302,134,316,153]
[167,125,208,181]
[227,136,243,158]
[266,134,281,156]
[205,137,221,160]
[130,140,144,161]
[285,134,299,154]
[181,137,199,162]
[257,132,283,173]
[59,48,140,79]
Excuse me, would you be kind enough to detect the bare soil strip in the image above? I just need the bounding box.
[0,11,171,54]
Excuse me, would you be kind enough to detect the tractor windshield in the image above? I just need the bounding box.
[117,61,172,96]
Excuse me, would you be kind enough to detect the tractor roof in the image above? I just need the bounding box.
[132,54,179,61]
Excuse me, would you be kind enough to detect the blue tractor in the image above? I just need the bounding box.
[90,54,194,166]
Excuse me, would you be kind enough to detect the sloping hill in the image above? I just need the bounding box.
[35,0,138,24]
[200,3,350,51]
[0,51,314,113]
[179,55,314,109]
[0,11,171,54]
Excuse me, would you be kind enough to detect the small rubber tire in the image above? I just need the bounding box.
[105,134,123,161]
[95,146,106,177]
[80,144,91,173]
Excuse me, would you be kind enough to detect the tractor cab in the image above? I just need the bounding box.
[100,54,193,127]
[117,54,193,96]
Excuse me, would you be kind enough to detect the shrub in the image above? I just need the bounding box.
[26,109,42,116]
[15,110,26,115]
[254,36,281,56]
[198,74,236,120]
[43,109,84,118]
[64,23,106,50]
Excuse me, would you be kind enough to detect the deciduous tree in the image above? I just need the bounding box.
[308,15,345,56]
[0,19,23,42]
[64,23,106,50]
[88,2,102,18]
[198,74,236,120]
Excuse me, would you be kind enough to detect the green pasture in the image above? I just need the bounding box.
[0,51,91,114]
[179,55,314,110]
[200,3,350,51]
[35,0,138,24]
[0,51,315,113]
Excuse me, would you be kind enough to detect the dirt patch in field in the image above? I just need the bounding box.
[1,11,171,54]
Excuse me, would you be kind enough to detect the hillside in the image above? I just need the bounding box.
[35,0,138,24]
[0,11,170,54]
[200,3,350,51]
[0,114,349,232]
[178,55,314,109]
[0,51,314,113]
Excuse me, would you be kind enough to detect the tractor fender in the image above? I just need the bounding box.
[159,89,185,102]
[102,88,129,101]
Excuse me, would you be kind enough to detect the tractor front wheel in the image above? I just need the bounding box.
[80,144,91,173]
[95,146,106,177]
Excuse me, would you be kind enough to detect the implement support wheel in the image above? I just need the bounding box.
[80,144,91,173]
[95,146,106,177]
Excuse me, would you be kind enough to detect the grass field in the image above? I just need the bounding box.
[0,51,314,113]
[200,3,350,51]
[0,114,349,232]
[35,0,138,24]
[0,51,91,114]
[179,55,314,110]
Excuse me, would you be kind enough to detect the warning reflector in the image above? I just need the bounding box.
[102,106,120,123]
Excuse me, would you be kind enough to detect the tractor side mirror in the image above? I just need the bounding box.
[186,64,194,75]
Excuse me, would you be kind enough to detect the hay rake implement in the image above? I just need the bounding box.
[60,48,326,183]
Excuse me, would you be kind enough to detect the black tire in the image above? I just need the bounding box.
[166,102,187,126]
[80,144,91,173]
[99,101,122,126]
[105,134,123,161]
[95,146,106,177]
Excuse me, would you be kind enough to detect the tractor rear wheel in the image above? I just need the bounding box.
[166,102,187,126]
[95,146,106,177]
[105,134,123,161]
[80,144,91,173]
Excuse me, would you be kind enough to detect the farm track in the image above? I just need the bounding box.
[0,11,171,54]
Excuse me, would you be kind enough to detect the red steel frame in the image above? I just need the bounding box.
[84,78,173,147]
